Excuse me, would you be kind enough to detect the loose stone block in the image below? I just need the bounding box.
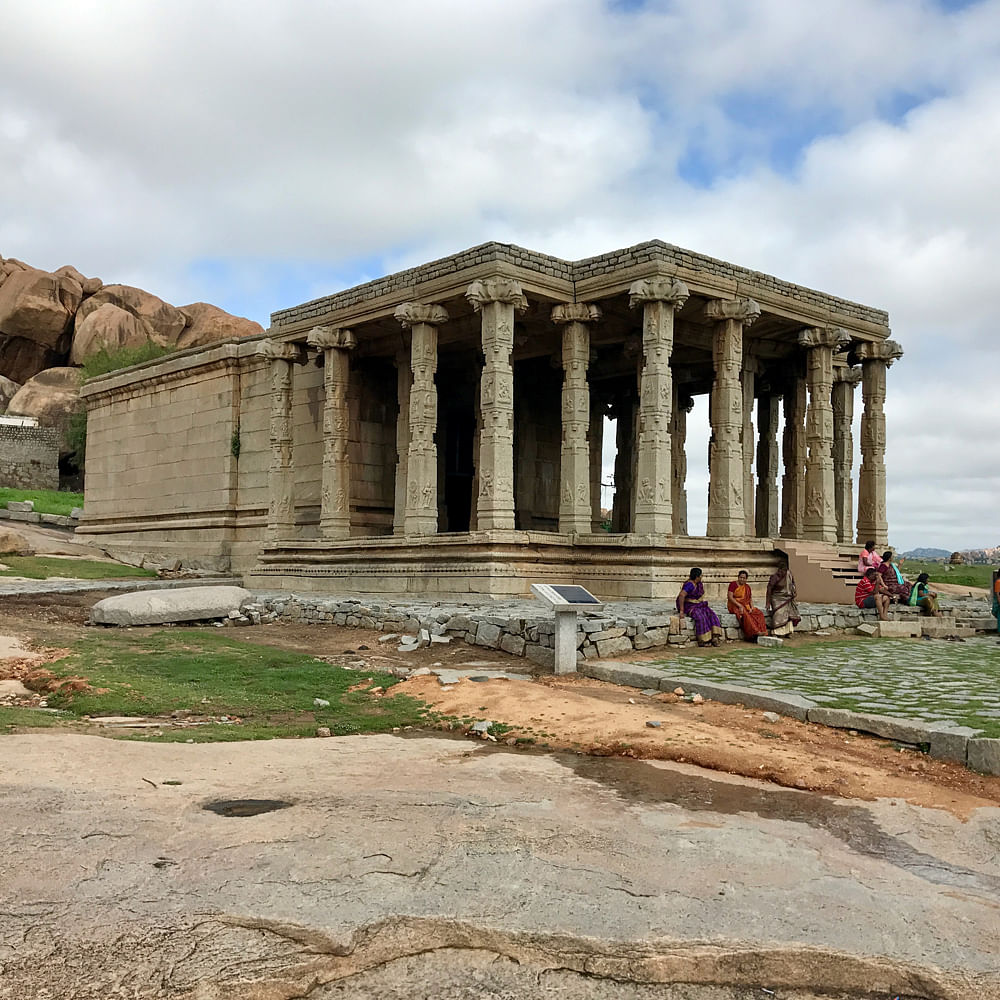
[91,586,254,626]
[967,738,1000,776]
[525,643,555,669]
[500,633,526,656]
[855,623,878,636]
[876,620,921,638]
[756,635,783,648]
[6,501,34,512]
[475,623,502,648]
[581,661,666,689]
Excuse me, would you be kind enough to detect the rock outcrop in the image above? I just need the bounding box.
[5,367,84,458]
[0,374,22,412]
[70,303,161,364]
[177,302,264,348]
[73,284,188,350]
[0,527,34,556]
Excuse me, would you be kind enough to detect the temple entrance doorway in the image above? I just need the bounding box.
[438,359,477,532]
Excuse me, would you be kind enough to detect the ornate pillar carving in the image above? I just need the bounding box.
[755,393,780,537]
[394,302,449,536]
[832,366,861,544]
[306,326,357,540]
[855,339,903,544]
[780,374,807,538]
[670,386,694,535]
[552,302,600,535]
[392,340,410,535]
[799,326,851,542]
[466,278,527,531]
[628,277,689,534]
[589,392,605,532]
[705,298,760,537]
[741,354,762,536]
[258,339,303,542]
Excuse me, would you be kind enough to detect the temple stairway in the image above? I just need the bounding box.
[777,539,866,605]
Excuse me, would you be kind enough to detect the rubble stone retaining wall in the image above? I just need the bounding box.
[0,424,59,490]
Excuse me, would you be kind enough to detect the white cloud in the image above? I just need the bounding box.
[1,0,998,548]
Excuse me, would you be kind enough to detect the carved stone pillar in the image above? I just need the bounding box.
[466,278,527,531]
[552,302,600,535]
[392,341,410,535]
[394,302,449,536]
[589,393,605,532]
[832,366,862,544]
[780,375,807,538]
[755,394,780,538]
[741,354,761,536]
[799,326,850,542]
[855,340,903,544]
[670,387,694,535]
[306,326,356,540]
[705,298,760,538]
[628,277,689,534]
[258,339,302,542]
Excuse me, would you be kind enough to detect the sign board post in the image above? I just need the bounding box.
[530,584,604,675]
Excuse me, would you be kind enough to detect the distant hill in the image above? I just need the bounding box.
[901,547,951,560]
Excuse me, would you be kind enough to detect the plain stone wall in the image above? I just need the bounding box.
[0,424,59,490]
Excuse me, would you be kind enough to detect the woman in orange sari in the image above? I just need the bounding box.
[727,570,768,642]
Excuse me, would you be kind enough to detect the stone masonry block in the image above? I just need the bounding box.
[806,708,936,746]
[876,620,921,638]
[525,643,555,669]
[581,661,666,690]
[928,726,983,764]
[967,738,1000,776]
[595,635,634,659]
[591,627,627,642]
[656,676,816,721]
[499,633,526,657]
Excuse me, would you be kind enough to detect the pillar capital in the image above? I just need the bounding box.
[551,302,602,325]
[257,339,303,362]
[393,302,449,329]
[466,277,528,313]
[855,339,904,367]
[798,326,850,351]
[704,297,761,327]
[628,276,689,310]
[833,365,862,387]
[306,325,356,351]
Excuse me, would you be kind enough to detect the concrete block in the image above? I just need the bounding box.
[756,636,783,648]
[806,708,935,746]
[595,635,634,659]
[928,726,983,764]
[876,620,921,638]
[968,738,1000,776]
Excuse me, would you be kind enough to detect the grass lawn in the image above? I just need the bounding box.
[899,559,995,590]
[0,706,67,733]
[0,488,84,517]
[32,628,435,742]
[0,556,157,580]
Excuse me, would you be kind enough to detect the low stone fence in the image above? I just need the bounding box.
[0,499,83,529]
[0,424,59,491]
[252,592,996,667]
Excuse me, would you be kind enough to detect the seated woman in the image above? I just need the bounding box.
[765,561,801,637]
[858,540,882,575]
[855,567,891,621]
[727,570,768,642]
[877,551,912,603]
[676,567,725,647]
[911,573,942,617]
[993,569,1000,634]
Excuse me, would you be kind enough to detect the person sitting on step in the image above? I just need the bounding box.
[855,567,891,621]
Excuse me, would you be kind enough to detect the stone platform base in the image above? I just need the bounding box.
[247,532,782,601]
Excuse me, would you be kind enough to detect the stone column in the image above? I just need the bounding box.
[628,277,689,534]
[799,326,850,543]
[705,298,760,538]
[392,341,410,535]
[258,339,302,542]
[306,326,357,540]
[552,302,600,535]
[466,278,527,531]
[670,387,694,535]
[741,354,761,536]
[755,394,780,538]
[855,339,904,544]
[780,375,807,538]
[589,393,605,532]
[832,366,862,544]
[394,302,449,536]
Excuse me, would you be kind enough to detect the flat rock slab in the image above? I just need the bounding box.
[90,586,254,626]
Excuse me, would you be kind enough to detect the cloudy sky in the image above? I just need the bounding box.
[2,0,997,552]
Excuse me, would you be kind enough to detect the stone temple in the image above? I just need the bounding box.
[77,241,902,600]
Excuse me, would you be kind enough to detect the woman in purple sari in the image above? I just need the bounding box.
[676,567,725,647]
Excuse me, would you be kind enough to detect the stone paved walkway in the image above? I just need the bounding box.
[654,636,1000,738]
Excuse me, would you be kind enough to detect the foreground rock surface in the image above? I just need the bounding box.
[0,733,996,998]
[90,585,253,625]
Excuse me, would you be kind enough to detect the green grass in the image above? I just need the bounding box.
[36,629,434,742]
[0,556,157,580]
[0,707,68,733]
[899,559,996,590]
[0,488,84,517]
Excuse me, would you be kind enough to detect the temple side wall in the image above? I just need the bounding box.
[0,424,59,490]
